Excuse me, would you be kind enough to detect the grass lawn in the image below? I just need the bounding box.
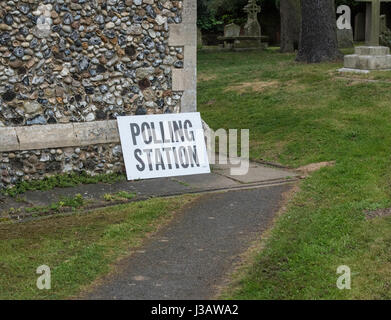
[198,48,391,299]
[0,195,196,299]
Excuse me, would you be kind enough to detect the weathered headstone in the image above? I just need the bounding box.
[337,29,354,48]
[223,23,241,49]
[354,12,366,41]
[218,0,264,50]
[224,23,241,37]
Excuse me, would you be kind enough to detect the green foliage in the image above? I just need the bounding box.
[335,0,360,7]
[220,14,246,26]
[58,194,85,210]
[197,15,224,31]
[103,191,136,202]
[3,172,125,197]
[24,194,86,215]
[380,29,391,49]
[197,0,359,33]
[197,0,272,32]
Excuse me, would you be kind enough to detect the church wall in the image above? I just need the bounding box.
[0,0,197,189]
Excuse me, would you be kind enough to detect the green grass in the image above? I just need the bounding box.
[103,191,137,202]
[3,172,125,197]
[198,49,391,299]
[22,194,86,216]
[0,195,196,299]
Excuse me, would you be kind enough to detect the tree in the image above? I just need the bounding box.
[296,0,342,63]
[280,0,301,52]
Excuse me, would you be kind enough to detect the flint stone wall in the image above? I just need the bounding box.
[0,0,197,188]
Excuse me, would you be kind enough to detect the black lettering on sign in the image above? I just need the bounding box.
[159,121,170,143]
[150,122,163,144]
[172,121,185,142]
[143,148,153,171]
[141,122,152,144]
[163,147,173,169]
[155,149,165,171]
[188,145,200,167]
[129,123,140,145]
[184,120,195,142]
[178,146,189,168]
[134,149,145,171]
[172,146,180,169]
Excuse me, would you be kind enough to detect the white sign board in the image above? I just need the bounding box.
[117,113,210,180]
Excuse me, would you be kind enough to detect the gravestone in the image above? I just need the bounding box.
[224,23,241,37]
[218,0,265,50]
[340,0,391,72]
[0,0,198,188]
[337,29,354,48]
[223,23,241,49]
[358,0,391,45]
[354,12,366,41]
[243,0,261,37]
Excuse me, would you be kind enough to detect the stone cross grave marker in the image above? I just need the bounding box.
[354,12,366,41]
[244,0,261,21]
[243,0,261,37]
[357,0,391,45]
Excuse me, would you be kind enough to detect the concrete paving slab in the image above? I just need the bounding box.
[0,159,298,218]
[22,182,138,207]
[172,173,239,189]
[131,178,194,195]
[217,164,298,184]
[5,178,192,209]
[210,156,258,171]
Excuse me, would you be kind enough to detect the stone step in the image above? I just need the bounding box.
[344,54,391,70]
[355,46,390,56]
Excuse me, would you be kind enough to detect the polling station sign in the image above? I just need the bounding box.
[117,113,210,180]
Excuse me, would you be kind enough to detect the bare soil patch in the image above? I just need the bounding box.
[197,74,217,83]
[225,80,279,93]
[284,79,307,92]
[296,161,336,176]
[365,207,391,220]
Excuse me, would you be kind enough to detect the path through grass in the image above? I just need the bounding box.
[0,195,196,299]
[198,49,391,299]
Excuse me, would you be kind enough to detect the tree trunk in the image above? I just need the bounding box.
[280,0,301,53]
[296,0,342,63]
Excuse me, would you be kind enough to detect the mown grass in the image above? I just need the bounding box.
[198,49,391,299]
[0,195,195,299]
